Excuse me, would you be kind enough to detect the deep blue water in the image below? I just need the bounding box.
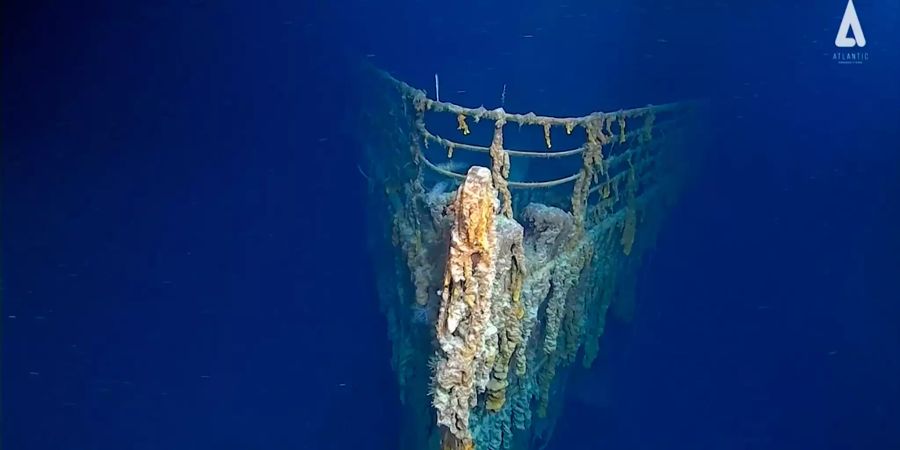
[2,1,898,449]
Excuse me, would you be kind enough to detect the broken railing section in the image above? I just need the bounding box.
[361,67,699,450]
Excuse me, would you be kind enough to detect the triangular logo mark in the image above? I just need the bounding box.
[835,0,866,47]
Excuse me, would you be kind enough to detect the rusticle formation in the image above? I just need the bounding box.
[359,64,701,450]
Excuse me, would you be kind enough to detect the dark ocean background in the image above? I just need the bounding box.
[2,1,899,449]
